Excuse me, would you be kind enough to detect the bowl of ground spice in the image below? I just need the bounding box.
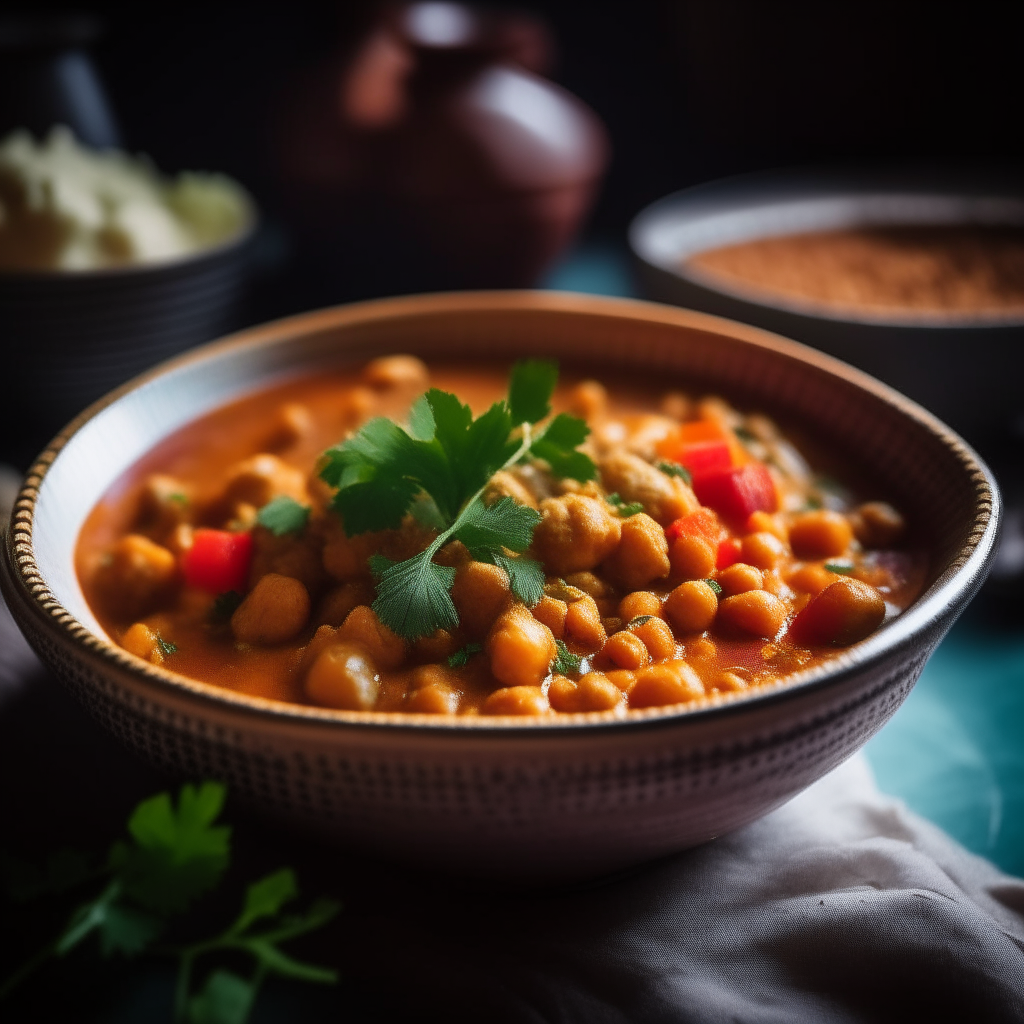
[630,169,1024,444]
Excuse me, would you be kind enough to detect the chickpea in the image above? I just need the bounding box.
[412,629,460,663]
[603,616,624,634]
[316,581,375,628]
[716,562,764,595]
[850,502,905,548]
[660,391,691,421]
[231,574,310,645]
[669,534,716,581]
[548,675,581,712]
[619,591,662,622]
[600,630,650,670]
[321,523,384,581]
[337,605,407,670]
[564,595,607,651]
[631,616,677,662]
[121,622,164,664]
[305,642,379,710]
[249,527,324,593]
[297,623,340,678]
[569,380,608,421]
[487,605,557,688]
[747,510,788,542]
[338,386,377,425]
[788,510,854,560]
[484,470,539,510]
[451,561,512,638]
[687,636,717,662]
[791,578,886,646]
[576,673,624,711]
[224,453,307,508]
[715,670,750,693]
[362,355,429,390]
[605,669,638,693]
[741,531,788,570]
[602,513,670,591]
[629,661,705,708]
[406,683,460,714]
[93,534,177,617]
[532,495,621,576]
[785,563,835,595]
[564,572,612,598]
[599,451,699,525]
[532,596,568,638]
[717,590,787,640]
[663,580,718,634]
[264,402,313,451]
[482,686,550,716]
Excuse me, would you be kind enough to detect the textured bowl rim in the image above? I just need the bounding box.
[628,169,1024,330]
[3,290,1001,736]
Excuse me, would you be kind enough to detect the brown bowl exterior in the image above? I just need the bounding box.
[0,292,999,881]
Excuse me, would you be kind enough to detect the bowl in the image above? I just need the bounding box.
[0,291,999,882]
[0,205,257,467]
[629,168,1024,445]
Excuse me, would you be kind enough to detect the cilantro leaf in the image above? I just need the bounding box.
[187,968,255,1024]
[155,635,178,657]
[210,591,243,622]
[110,782,230,915]
[97,903,164,958]
[371,553,458,640]
[627,615,655,628]
[256,496,310,536]
[657,460,692,485]
[529,413,596,482]
[454,497,541,553]
[825,561,855,575]
[550,640,582,676]
[234,869,297,933]
[508,359,558,426]
[447,642,483,668]
[605,493,645,518]
[703,578,723,596]
[491,552,545,607]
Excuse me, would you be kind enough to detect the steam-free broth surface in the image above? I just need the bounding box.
[78,358,924,716]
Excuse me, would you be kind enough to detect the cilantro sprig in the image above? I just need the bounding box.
[320,360,595,639]
[605,493,644,518]
[0,783,339,1023]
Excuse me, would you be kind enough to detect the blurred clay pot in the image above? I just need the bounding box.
[275,3,608,299]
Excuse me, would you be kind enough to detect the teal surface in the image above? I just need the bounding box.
[546,241,1024,877]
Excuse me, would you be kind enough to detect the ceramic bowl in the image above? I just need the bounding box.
[0,204,257,467]
[629,168,1024,445]
[0,292,999,882]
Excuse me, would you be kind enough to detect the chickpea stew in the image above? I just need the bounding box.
[77,357,925,718]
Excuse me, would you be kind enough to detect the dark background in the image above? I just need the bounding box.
[18,0,1024,320]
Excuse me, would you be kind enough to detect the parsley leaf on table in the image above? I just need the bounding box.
[255,496,310,537]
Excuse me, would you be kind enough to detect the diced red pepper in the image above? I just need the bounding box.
[182,529,253,593]
[693,464,778,522]
[716,537,743,569]
[658,420,737,481]
[665,507,722,545]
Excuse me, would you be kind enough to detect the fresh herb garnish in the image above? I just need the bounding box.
[256,496,311,537]
[704,578,724,596]
[656,460,692,485]
[734,426,757,444]
[803,496,823,510]
[210,591,244,622]
[825,561,855,575]
[550,639,582,676]
[156,635,178,657]
[605,493,645,518]
[626,615,655,628]
[169,492,189,507]
[0,782,339,1019]
[321,361,595,639]
[447,642,483,668]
